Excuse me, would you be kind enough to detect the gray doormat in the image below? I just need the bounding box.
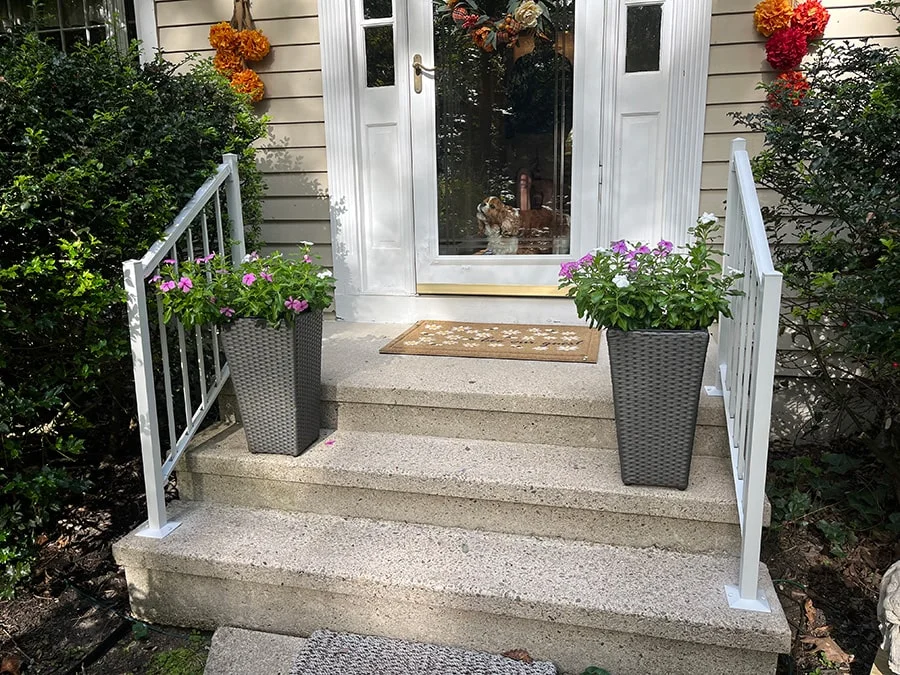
[290,630,557,675]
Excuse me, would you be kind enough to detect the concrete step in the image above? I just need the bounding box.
[179,424,761,554]
[114,502,790,675]
[318,322,730,456]
[204,627,304,675]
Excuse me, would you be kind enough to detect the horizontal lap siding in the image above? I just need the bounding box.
[703,0,898,217]
[154,0,331,255]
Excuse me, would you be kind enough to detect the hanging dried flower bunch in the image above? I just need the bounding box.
[209,0,270,104]
[753,0,830,107]
[434,0,557,54]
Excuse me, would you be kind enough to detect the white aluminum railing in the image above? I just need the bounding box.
[123,154,246,538]
[718,138,783,612]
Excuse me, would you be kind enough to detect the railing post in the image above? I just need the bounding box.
[123,259,181,539]
[223,153,246,264]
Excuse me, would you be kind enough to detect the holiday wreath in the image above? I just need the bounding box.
[434,0,557,53]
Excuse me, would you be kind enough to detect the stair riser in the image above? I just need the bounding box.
[123,566,776,675]
[323,402,730,457]
[178,472,742,554]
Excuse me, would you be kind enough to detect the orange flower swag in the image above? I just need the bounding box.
[767,71,810,108]
[754,0,793,37]
[213,50,243,78]
[208,17,270,103]
[792,0,830,41]
[237,29,271,62]
[754,0,830,108]
[231,69,265,103]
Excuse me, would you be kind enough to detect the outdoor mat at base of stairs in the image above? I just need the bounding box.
[290,630,558,675]
[379,320,601,363]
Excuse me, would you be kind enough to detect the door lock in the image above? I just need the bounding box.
[412,54,435,94]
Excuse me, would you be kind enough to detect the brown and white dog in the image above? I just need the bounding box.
[476,196,567,255]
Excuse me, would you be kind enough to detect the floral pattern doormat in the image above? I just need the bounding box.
[379,320,600,363]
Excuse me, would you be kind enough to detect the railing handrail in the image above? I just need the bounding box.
[719,138,783,613]
[140,155,246,274]
[731,146,778,281]
[123,153,245,539]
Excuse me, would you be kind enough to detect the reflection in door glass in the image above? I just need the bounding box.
[433,0,575,256]
[365,25,395,87]
[625,4,662,73]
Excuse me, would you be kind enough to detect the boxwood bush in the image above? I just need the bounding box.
[0,29,267,596]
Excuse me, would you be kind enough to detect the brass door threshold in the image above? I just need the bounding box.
[416,284,568,298]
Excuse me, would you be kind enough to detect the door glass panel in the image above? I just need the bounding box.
[365,25,395,87]
[434,0,575,256]
[625,4,662,73]
[364,0,392,20]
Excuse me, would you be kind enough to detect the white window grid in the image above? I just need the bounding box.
[2,0,134,52]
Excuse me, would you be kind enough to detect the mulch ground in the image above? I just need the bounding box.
[0,454,209,675]
[0,444,896,674]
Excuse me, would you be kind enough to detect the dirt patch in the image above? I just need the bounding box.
[765,443,900,675]
[0,454,209,674]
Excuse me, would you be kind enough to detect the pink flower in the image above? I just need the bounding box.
[150,274,162,283]
[261,270,273,282]
[163,258,176,265]
[242,273,256,286]
[611,240,628,255]
[177,277,193,293]
[195,253,215,263]
[303,254,312,264]
[324,439,336,446]
[159,280,176,293]
[284,296,309,313]
[577,254,595,268]
[654,240,674,256]
[635,245,651,256]
[559,261,578,280]
[220,307,235,318]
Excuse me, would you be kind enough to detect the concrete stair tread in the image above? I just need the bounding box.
[185,424,757,526]
[321,322,726,425]
[114,501,790,655]
[204,627,304,675]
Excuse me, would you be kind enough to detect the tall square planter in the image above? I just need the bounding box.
[220,311,323,456]
[606,328,710,490]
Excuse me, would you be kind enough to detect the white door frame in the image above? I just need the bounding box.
[319,0,712,323]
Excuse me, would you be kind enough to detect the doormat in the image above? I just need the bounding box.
[379,320,600,363]
[290,630,557,675]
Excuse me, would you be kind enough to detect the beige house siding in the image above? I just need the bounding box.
[154,0,331,264]
[702,0,899,217]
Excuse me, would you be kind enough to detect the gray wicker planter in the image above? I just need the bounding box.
[220,311,323,456]
[606,328,710,490]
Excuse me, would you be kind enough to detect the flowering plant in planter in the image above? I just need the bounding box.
[560,214,742,489]
[153,244,334,329]
[558,214,742,332]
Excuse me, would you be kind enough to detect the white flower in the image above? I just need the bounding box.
[592,247,610,255]
[316,270,333,279]
[514,0,543,28]
[699,212,718,225]
[300,240,314,247]
[612,274,630,289]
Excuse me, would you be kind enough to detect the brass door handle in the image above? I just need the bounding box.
[412,54,435,93]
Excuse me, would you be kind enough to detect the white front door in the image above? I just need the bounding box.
[407,0,603,293]
[320,0,712,314]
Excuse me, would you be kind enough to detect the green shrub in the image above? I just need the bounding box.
[0,30,267,596]
[734,4,900,497]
